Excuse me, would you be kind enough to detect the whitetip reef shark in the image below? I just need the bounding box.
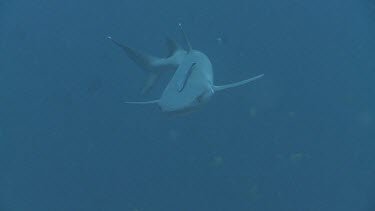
[108,24,264,113]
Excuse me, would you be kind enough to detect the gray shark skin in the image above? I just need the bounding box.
[108,24,264,113]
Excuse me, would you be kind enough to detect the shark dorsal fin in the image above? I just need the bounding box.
[178,23,192,52]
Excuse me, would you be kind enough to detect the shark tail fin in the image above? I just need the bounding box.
[213,74,264,92]
[108,36,160,71]
[108,36,170,94]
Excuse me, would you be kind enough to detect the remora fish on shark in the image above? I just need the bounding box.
[108,24,264,113]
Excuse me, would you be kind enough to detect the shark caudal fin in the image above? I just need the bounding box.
[108,36,159,71]
[108,36,182,94]
[213,74,264,92]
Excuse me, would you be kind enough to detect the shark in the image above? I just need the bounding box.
[108,24,264,113]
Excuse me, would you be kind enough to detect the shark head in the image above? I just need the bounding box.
[109,24,264,113]
[157,50,215,112]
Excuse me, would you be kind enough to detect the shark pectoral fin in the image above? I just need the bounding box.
[124,99,160,104]
[213,74,264,92]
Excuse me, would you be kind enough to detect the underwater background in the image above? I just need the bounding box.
[1,0,375,210]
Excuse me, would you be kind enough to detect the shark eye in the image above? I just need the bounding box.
[177,62,197,93]
[189,62,197,73]
[191,62,196,69]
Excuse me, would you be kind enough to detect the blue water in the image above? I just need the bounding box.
[1,0,375,210]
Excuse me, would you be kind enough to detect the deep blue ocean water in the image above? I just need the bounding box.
[1,0,375,210]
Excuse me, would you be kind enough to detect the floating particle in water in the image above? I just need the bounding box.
[212,156,224,167]
[216,35,228,45]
